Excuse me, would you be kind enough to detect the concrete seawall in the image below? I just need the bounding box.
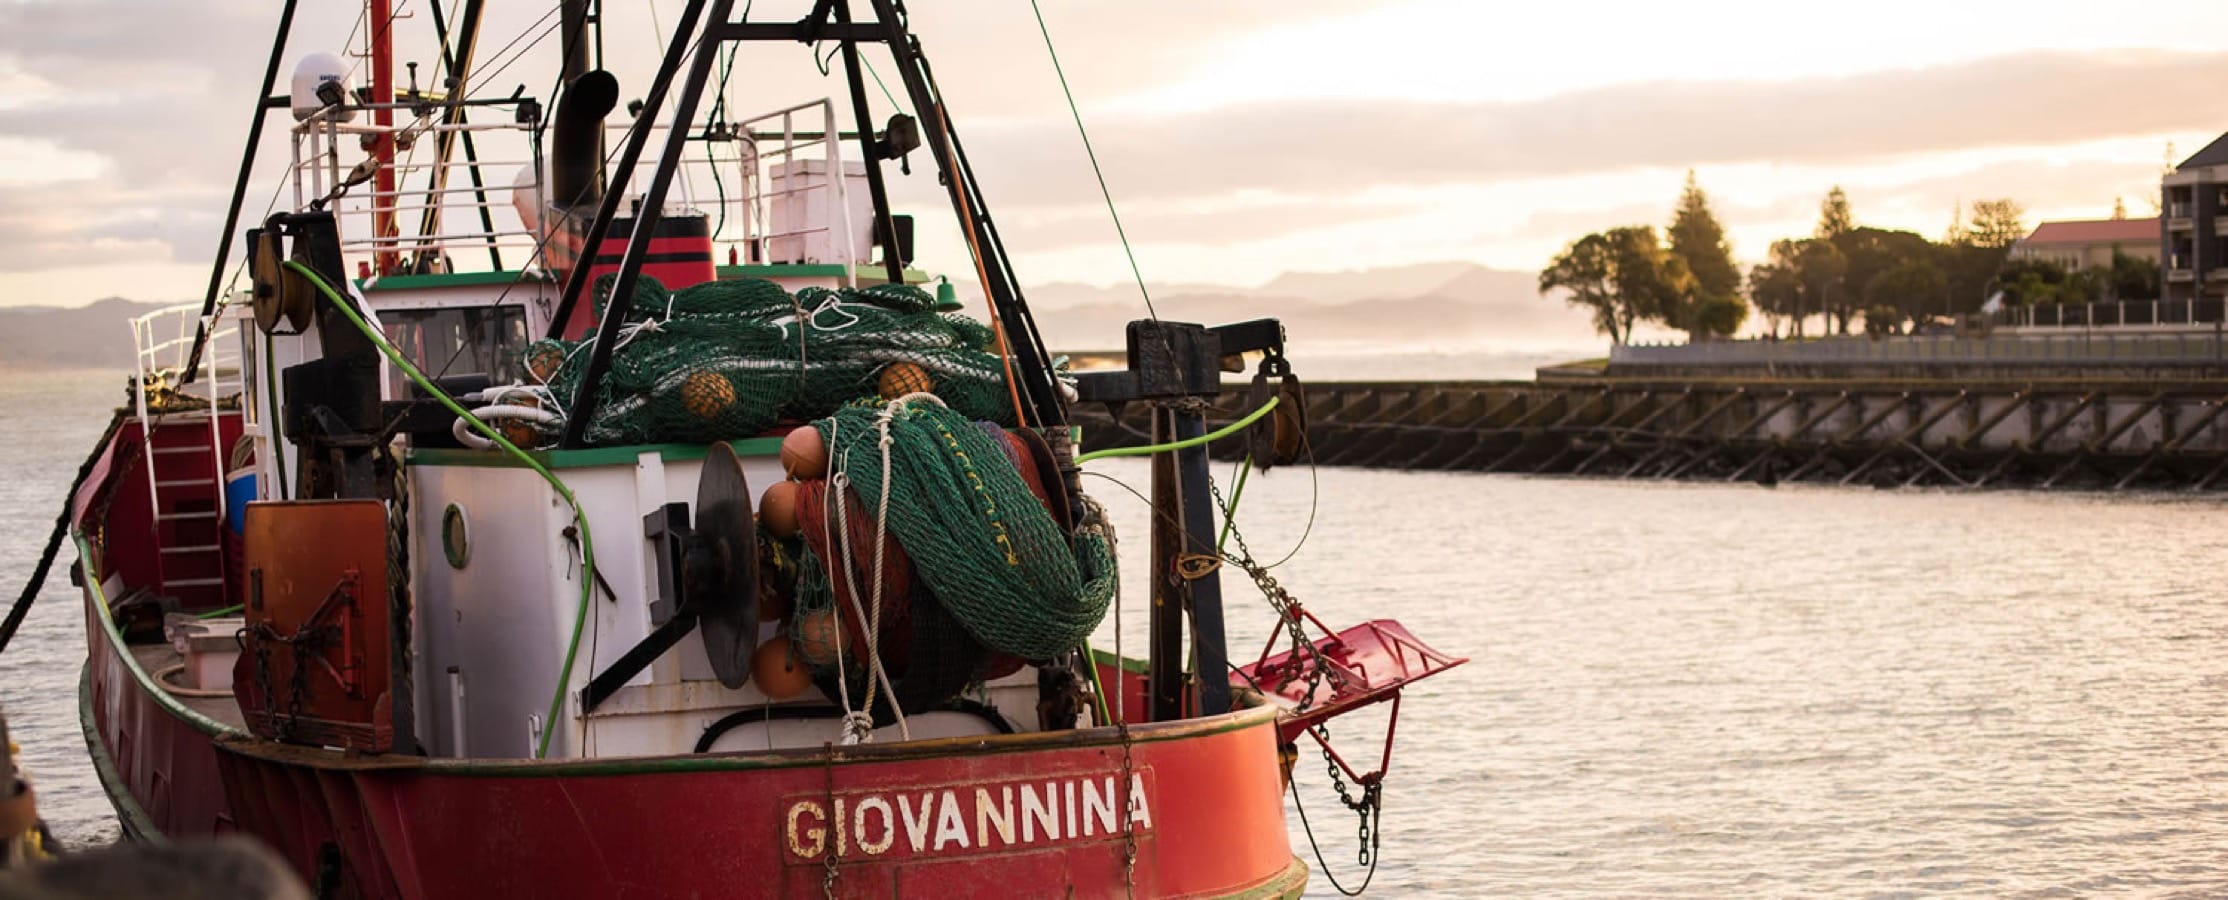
[1072,375,2228,490]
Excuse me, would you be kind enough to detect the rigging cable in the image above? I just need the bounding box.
[282,259,594,759]
[1026,0,1159,323]
[1288,750,1380,896]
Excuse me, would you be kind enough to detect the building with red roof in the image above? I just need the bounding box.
[2008,217,2160,273]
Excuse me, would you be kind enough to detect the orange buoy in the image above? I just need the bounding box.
[876,361,934,400]
[759,480,800,538]
[525,343,567,384]
[496,419,540,448]
[780,426,827,480]
[751,636,813,700]
[680,370,736,420]
[793,609,843,666]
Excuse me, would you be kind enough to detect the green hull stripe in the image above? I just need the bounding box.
[409,436,782,469]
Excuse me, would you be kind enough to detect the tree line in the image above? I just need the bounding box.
[1539,178,2163,342]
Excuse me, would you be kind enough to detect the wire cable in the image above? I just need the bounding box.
[1027,0,1160,322]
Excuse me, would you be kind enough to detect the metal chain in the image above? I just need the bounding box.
[248,618,332,742]
[1210,477,1344,711]
[1313,722,1383,868]
[248,626,281,741]
[1118,695,1136,898]
[1213,476,1383,886]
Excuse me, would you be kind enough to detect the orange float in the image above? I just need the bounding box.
[792,609,843,666]
[758,480,799,538]
[679,370,736,420]
[876,361,934,400]
[750,636,812,700]
[780,426,827,480]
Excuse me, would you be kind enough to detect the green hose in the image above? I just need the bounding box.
[282,260,592,759]
[1073,396,1278,464]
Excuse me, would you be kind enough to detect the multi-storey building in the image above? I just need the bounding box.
[2162,134,2228,303]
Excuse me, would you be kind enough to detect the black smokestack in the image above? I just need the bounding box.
[550,70,617,211]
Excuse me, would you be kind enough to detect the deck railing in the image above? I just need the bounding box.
[1995,298,2228,329]
[1611,331,2228,368]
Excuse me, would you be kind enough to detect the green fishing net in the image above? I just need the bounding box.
[517,276,1033,447]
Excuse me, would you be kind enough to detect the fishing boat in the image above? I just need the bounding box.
[19,1,1466,896]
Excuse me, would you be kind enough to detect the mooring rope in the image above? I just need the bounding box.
[0,414,125,656]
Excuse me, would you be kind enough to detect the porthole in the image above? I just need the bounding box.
[441,503,470,569]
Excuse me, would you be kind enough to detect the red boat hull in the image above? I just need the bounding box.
[81,543,1306,899]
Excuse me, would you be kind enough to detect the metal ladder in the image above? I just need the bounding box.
[130,305,243,608]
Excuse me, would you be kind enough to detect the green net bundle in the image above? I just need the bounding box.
[518,276,1036,447]
[801,400,1116,663]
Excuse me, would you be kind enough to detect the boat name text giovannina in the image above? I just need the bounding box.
[783,771,1154,862]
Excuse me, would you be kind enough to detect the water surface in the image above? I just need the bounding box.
[5,366,2228,896]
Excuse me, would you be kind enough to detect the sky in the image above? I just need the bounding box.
[2,0,2228,309]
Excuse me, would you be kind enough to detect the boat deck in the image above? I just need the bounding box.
[130,642,247,732]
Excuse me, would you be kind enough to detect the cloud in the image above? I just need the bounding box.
[0,180,223,271]
[2,0,2223,302]
[997,193,1424,253]
[960,50,2228,209]
[0,0,1366,286]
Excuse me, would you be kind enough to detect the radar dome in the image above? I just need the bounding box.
[290,52,357,122]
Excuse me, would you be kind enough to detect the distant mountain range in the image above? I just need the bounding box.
[1011,261,1600,351]
[0,298,179,371]
[0,261,1602,371]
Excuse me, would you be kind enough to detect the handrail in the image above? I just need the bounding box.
[1610,331,2228,368]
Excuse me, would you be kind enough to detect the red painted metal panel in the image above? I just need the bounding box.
[1237,618,1467,745]
[239,500,396,752]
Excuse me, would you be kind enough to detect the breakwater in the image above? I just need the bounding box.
[1072,373,2228,490]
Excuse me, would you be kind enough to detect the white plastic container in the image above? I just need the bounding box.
[764,158,870,266]
[164,614,244,691]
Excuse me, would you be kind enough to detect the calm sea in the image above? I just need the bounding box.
[5,361,2228,896]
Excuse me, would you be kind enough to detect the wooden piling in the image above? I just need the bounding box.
[1070,373,2228,491]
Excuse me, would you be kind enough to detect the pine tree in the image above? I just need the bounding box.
[1666,171,1747,337]
[2112,197,2128,220]
[1967,198,2027,249]
[1816,186,1854,240]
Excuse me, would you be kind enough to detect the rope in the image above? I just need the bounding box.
[815,401,1114,660]
[284,260,593,759]
[0,414,124,656]
[1290,773,1380,896]
[1073,397,1279,464]
[827,460,908,741]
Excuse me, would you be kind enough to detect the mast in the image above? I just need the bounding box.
[370,0,399,275]
[833,0,904,286]
[861,0,1065,427]
[556,0,722,447]
[418,0,500,270]
[179,0,301,385]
